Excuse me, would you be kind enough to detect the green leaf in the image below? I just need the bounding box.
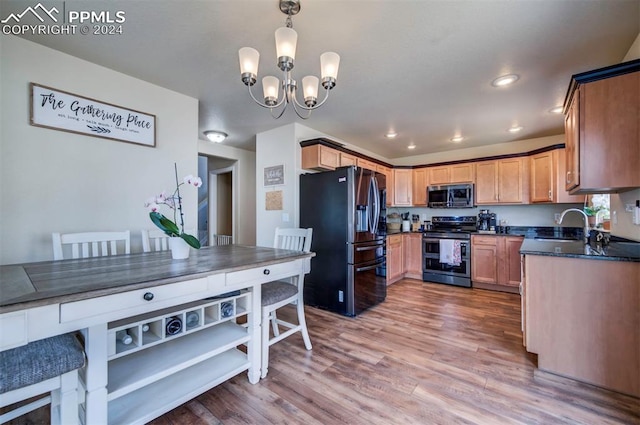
[149,212,180,236]
[180,233,201,249]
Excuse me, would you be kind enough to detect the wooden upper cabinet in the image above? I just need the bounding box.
[476,158,529,204]
[357,157,377,171]
[412,168,428,206]
[340,152,357,167]
[428,164,474,185]
[530,151,554,203]
[301,145,339,171]
[393,169,412,206]
[450,163,475,183]
[563,62,640,193]
[531,149,583,203]
[376,165,393,207]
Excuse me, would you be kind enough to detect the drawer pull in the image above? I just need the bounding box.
[263,269,270,275]
[143,292,154,301]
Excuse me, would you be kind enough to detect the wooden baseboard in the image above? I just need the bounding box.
[472,281,519,294]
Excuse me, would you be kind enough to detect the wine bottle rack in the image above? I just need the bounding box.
[107,291,249,360]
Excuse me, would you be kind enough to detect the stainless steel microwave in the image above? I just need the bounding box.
[427,183,474,208]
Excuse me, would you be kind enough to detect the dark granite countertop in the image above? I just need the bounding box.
[520,239,640,262]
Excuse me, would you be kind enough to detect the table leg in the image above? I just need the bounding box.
[80,323,108,425]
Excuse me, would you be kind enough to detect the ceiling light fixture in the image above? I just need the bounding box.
[549,106,563,114]
[238,0,340,120]
[491,74,519,87]
[204,130,228,143]
[508,126,523,133]
[450,136,464,143]
[407,144,416,150]
[385,132,398,139]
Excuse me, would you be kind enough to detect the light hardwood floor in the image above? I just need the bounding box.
[150,279,639,425]
[8,279,639,424]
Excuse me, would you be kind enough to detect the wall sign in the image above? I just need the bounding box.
[264,164,285,186]
[30,83,156,147]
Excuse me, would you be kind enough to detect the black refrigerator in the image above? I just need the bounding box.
[300,166,387,316]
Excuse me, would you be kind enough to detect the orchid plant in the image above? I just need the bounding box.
[145,164,202,249]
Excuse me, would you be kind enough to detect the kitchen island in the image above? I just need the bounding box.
[0,245,314,425]
[520,239,639,398]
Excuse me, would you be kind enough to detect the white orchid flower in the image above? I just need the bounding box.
[183,175,203,188]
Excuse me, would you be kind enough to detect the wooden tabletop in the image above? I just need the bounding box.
[0,245,314,312]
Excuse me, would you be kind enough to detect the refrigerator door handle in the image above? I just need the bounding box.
[370,175,380,235]
[356,245,383,252]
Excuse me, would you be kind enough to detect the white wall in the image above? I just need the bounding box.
[1,36,199,264]
[198,140,256,245]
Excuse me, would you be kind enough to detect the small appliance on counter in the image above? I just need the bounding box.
[477,209,497,233]
[411,214,421,231]
[401,212,411,232]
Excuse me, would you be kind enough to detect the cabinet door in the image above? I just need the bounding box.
[530,152,553,203]
[498,236,524,286]
[428,166,449,185]
[497,158,528,204]
[554,149,584,203]
[357,158,377,171]
[393,169,413,206]
[475,161,498,204]
[301,145,339,171]
[340,152,357,167]
[564,91,580,191]
[450,163,475,183]
[377,165,393,207]
[387,235,403,284]
[402,233,422,278]
[470,236,498,284]
[580,72,640,191]
[412,168,428,206]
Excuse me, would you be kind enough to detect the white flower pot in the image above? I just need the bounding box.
[169,237,190,259]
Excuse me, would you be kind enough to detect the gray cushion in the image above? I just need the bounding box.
[261,281,298,306]
[0,333,85,394]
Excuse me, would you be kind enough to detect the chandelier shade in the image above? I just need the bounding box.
[238,0,340,119]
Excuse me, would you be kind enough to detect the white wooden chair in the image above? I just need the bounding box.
[0,333,85,424]
[260,227,313,378]
[141,229,170,252]
[52,231,131,260]
[141,229,197,252]
[213,234,233,246]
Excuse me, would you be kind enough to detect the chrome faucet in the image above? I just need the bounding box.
[557,208,590,244]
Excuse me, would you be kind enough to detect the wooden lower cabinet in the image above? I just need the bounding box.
[402,233,422,279]
[471,235,524,292]
[386,234,403,284]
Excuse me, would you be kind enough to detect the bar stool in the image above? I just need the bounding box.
[0,333,86,424]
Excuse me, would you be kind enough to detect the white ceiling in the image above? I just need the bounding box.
[5,0,639,159]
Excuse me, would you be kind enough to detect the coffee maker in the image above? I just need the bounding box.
[477,209,497,233]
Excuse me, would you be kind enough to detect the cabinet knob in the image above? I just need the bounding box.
[263,269,270,275]
[143,292,154,301]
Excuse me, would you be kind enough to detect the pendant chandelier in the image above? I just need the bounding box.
[238,0,340,119]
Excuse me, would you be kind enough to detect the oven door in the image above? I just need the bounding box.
[422,237,471,287]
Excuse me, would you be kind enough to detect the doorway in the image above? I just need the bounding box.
[197,155,236,246]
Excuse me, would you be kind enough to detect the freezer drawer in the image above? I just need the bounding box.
[346,259,387,316]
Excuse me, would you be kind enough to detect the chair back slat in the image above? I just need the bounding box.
[52,231,131,260]
[141,229,194,253]
[273,227,313,274]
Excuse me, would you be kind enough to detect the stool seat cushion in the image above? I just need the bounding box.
[0,333,85,394]
[261,281,298,306]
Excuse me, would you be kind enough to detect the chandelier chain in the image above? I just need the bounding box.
[285,14,293,28]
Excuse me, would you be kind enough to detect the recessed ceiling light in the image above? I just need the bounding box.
[549,106,563,114]
[204,130,228,143]
[385,132,398,139]
[508,126,524,133]
[450,136,464,143]
[491,74,519,87]
[407,144,416,150]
